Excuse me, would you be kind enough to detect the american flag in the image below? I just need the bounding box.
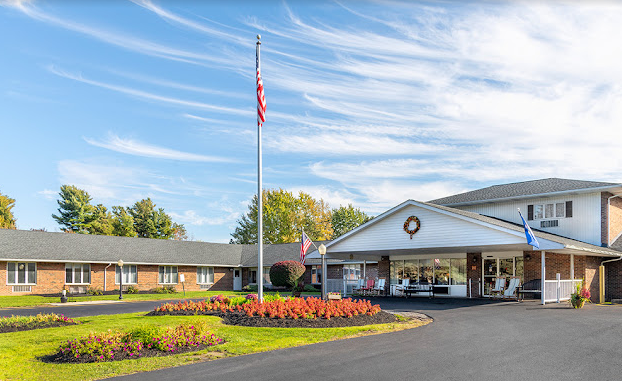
[256,49,266,127]
[300,231,312,265]
[434,258,441,270]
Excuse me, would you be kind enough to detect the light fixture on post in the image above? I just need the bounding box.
[318,244,327,300]
[117,259,124,300]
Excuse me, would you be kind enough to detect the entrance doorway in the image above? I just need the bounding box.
[482,256,524,297]
[233,269,242,291]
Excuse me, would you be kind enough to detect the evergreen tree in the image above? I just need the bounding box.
[52,185,96,233]
[127,198,174,239]
[111,206,137,237]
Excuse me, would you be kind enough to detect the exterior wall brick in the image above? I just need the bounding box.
[608,194,622,245]
[467,253,482,298]
[0,261,233,296]
[378,256,390,294]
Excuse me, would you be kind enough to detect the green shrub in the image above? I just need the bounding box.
[270,261,306,288]
[242,284,257,292]
[263,292,284,303]
[126,325,165,346]
[152,286,177,294]
[87,287,103,296]
[126,285,139,294]
[228,296,248,306]
[303,284,319,292]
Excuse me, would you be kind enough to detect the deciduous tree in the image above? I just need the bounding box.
[331,204,372,239]
[0,191,16,229]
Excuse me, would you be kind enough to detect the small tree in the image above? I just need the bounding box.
[269,261,306,290]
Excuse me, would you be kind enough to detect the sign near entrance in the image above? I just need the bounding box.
[403,216,421,239]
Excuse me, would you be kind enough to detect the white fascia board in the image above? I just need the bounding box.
[440,185,622,207]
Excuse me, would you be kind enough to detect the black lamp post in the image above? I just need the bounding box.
[118,259,124,300]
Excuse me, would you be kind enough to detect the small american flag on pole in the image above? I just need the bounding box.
[256,46,266,127]
[300,231,312,265]
[434,258,441,269]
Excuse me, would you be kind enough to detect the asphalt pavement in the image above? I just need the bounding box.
[5,297,622,381]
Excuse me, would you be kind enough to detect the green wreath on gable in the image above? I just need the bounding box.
[403,216,421,239]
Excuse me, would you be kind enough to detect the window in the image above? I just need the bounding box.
[450,258,467,285]
[116,265,137,284]
[528,201,572,220]
[433,259,450,285]
[197,267,214,284]
[248,267,270,284]
[311,265,322,284]
[65,263,90,284]
[343,264,360,280]
[7,262,36,285]
[159,266,178,284]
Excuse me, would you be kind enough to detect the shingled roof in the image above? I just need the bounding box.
[0,229,313,267]
[430,178,621,206]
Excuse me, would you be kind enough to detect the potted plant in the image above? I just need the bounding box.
[570,281,591,309]
[327,292,342,300]
[292,278,304,297]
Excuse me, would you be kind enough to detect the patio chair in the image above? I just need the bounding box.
[371,278,386,296]
[490,277,506,299]
[394,278,410,297]
[352,278,366,296]
[362,279,375,296]
[503,277,521,300]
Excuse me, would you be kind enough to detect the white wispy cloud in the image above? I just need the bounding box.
[48,66,252,116]
[37,189,57,200]
[84,134,236,163]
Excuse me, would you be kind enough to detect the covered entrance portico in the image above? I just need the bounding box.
[307,200,622,304]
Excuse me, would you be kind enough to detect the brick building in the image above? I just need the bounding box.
[307,178,622,303]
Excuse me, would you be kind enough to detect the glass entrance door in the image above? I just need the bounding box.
[482,256,524,297]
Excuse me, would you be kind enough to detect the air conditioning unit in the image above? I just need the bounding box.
[541,220,559,228]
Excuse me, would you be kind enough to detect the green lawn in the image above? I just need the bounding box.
[0,312,426,380]
[0,291,321,309]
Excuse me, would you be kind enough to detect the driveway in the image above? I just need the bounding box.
[107,298,622,381]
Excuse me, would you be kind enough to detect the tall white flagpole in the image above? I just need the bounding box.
[256,35,264,302]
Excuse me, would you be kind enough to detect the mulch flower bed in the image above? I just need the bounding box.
[0,313,79,334]
[147,296,399,328]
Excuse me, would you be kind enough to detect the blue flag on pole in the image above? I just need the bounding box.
[518,208,540,249]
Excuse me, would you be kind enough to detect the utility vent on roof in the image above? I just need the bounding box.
[12,285,31,293]
[541,220,559,228]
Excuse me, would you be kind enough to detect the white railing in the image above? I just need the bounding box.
[544,275,582,303]
[325,279,345,295]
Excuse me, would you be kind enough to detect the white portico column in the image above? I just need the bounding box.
[541,251,546,305]
[570,254,575,280]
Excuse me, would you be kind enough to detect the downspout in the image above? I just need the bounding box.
[600,255,622,303]
[104,263,113,292]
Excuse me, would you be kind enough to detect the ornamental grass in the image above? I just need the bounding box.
[153,296,382,320]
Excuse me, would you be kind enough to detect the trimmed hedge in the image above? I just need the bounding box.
[269,261,306,288]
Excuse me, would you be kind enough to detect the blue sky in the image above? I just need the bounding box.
[2,1,622,242]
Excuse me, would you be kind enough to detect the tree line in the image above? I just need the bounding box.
[52,185,187,240]
[229,188,372,244]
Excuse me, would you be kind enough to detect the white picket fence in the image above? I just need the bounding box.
[544,276,582,303]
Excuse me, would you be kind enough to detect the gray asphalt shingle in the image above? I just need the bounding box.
[430,178,620,206]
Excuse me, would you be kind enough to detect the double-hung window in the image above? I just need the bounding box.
[196,267,214,284]
[311,265,322,284]
[528,201,572,220]
[65,263,90,284]
[7,262,36,284]
[115,264,137,284]
[159,266,178,284]
[249,267,271,284]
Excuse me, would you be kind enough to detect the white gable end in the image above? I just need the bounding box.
[329,203,528,253]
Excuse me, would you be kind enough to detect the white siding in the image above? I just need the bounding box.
[329,204,525,253]
[457,192,602,245]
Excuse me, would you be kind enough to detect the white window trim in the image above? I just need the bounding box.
[159,265,178,284]
[196,266,214,285]
[115,264,138,285]
[532,202,567,220]
[65,263,91,285]
[248,267,271,284]
[6,262,37,285]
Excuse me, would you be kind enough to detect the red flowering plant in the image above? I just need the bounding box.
[570,281,591,308]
